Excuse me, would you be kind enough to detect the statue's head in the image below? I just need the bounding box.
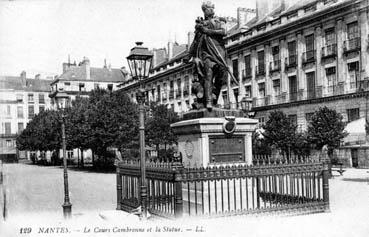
[201,1,215,18]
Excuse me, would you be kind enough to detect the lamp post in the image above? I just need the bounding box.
[49,91,72,218]
[126,42,153,219]
[240,97,253,118]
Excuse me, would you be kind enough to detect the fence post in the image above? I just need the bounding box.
[322,163,330,211]
[116,167,122,210]
[174,175,183,218]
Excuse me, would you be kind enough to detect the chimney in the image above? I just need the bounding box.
[35,74,40,80]
[256,0,284,20]
[103,59,107,69]
[20,71,26,87]
[62,63,69,73]
[82,57,91,80]
[187,31,195,48]
[237,8,257,28]
[167,41,173,60]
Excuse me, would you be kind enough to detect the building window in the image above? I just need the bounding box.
[107,84,113,92]
[244,55,251,79]
[18,122,24,133]
[306,72,316,99]
[39,94,45,104]
[258,117,265,128]
[347,22,359,39]
[184,76,190,96]
[271,46,280,71]
[28,105,34,119]
[258,83,265,97]
[6,140,13,148]
[326,67,336,93]
[28,93,34,102]
[273,79,281,96]
[176,79,182,98]
[289,76,297,101]
[347,108,360,122]
[305,34,315,62]
[232,59,239,80]
[305,112,314,124]
[288,114,297,126]
[325,28,336,45]
[348,61,359,89]
[5,122,11,135]
[39,105,45,113]
[79,83,85,92]
[245,85,252,98]
[157,85,161,101]
[287,41,297,65]
[16,94,23,102]
[17,106,23,118]
[257,51,265,75]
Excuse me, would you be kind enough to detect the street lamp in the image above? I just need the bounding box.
[126,42,153,219]
[240,97,254,118]
[49,91,72,218]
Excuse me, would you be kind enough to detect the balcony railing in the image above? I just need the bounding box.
[321,44,337,59]
[269,60,281,72]
[255,65,265,76]
[285,55,297,68]
[344,37,361,53]
[302,50,316,64]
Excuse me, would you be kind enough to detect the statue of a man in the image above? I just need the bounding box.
[189,1,228,110]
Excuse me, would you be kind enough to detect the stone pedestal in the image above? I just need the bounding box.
[171,115,258,168]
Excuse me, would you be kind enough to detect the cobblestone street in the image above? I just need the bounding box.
[1,163,116,217]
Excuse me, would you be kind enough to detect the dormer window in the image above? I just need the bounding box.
[287,11,298,19]
[304,4,316,13]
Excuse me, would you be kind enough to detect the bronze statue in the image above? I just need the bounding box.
[188,1,228,110]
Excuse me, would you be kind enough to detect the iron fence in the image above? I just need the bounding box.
[117,158,329,219]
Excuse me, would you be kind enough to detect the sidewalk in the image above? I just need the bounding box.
[1,168,368,237]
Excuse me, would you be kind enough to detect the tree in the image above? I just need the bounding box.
[16,110,61,162]
[145,103,179,159]
[307,106,347,159]
[262,110,298,159]
[65,96,91,167]
[252,130,271,155]
[84,88,139,166]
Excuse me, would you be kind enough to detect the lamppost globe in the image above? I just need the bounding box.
[126,42,153,219]
[53,92,70,110]
[241,97,253,118]
[126,42,153,81]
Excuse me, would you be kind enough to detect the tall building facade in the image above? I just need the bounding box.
[0,72,52,161]
[50,57,128,103]
[225,0,369,167]
[121,42,194,115]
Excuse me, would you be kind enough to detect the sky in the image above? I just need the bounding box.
[0,0,256,78]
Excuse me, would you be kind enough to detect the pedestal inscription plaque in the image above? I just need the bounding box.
[209,135,245,163]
